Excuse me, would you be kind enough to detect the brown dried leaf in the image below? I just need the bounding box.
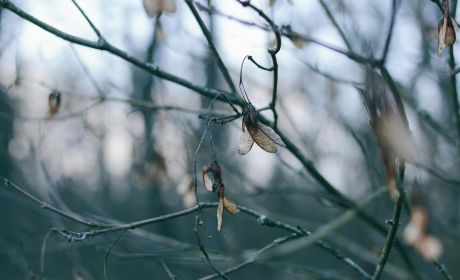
[202,162,214,191]
[223,196,240,214]
[238,129,254,155]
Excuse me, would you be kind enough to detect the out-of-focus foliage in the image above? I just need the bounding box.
[0,0,460,279]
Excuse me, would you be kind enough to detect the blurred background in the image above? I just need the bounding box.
[0,0,459,279]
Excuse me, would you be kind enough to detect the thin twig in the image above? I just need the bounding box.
[372,182,406,280]
[380,0,399,64]
[414,162,460,186]
[186,0,238,95]
[161,260,178,280]
[448,0,460,145]
[1,176,115,228]
[39,228,54,277]
[70,0,104,40]
[104,229,127,280]
[433,258,454,280]
[195,216,230,280]
[269,53,279,129]
[198,234,303,280]
[317,0,353,51]
[236,1,281,55]
[0,1,236,103]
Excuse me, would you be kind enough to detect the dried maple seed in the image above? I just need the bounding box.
[143,0,177,17]
[238,103,286,155]
[216,183,239,231]
[438,0,459,57]
[46,92,61,118]
[202,162,221,192]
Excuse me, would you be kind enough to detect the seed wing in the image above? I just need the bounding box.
[257,122,286,147]
[247,124,278,153]
[439,17,447,57]
[202,163,214,191]
[238,129,255,155]
[223,196,240,215]
[217,196,224,231]
[451,16,460,30]
[446,17,457,46]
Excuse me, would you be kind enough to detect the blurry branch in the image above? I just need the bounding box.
[70,45,105,97]
[433,258,454,280]
[317,0,353,51]
[39,229,54,278]
[161,260,178,280]
[298,58,361,85]
[194,1,375,66]
[255,262,353,280]
[430,0,444,12]
[195,216,230,280]
[1,175,370,278]
[414,162,460,186]
[259,185,387,262]
[186,0,238,95]
[0,100,102,122]
[236,0,281,55]
[448,0,460,145]
[0,2,420,275]
[1,176,115,228]
[104,229,127,280]
[380,0,399,64]
[401,91,458,146]
[0,1,236,102]
[372,183,406,280]
[198,234,303,280]
[70,0,104,40]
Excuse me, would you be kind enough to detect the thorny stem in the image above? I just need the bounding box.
[104,229,127,280]
[372,183,406,280]
[186,0,238,95]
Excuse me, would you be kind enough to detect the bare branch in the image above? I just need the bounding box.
[186,0,238,95]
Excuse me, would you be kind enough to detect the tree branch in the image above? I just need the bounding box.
[372,183,406,280]
[186,0,238,95]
